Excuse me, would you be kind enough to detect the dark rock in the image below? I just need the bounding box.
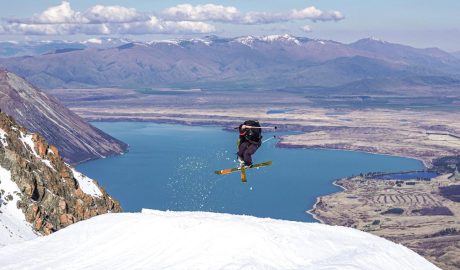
[0,112,122,235]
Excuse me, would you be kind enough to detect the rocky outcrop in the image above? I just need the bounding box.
[0,69,127,164]
[0,112,121,235]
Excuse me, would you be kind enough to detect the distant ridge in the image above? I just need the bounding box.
[0,70,127,164]
[0,35,459,93]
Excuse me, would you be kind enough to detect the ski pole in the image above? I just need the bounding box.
[234,126,278,130]
[262,136,277,143]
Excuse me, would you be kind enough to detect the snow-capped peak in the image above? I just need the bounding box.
[234,34,302,47]
[0,210,440,269]
[146,39,181,46]
[82,38,102,44]
[366,37,388,43]
[190,38,213,46]
[261,34,300,45]
[235,35,257,47]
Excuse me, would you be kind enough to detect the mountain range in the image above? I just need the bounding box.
[0,70,127,164]
[0,38,131,58]
[0,35,459,95]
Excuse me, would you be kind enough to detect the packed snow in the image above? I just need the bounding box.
[19,133,39,158]
[71,168,103,197]
[0,128,8,147]
[0,165,38,246]
[0,209,440,270]
[18,131,56,170]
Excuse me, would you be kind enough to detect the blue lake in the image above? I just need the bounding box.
[77,122,424,222]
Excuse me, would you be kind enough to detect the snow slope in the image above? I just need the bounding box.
[0,166,38,246]
[0,210,440,270]
[70,168,103,197]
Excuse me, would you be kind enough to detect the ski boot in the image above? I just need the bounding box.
[237,155,245,169]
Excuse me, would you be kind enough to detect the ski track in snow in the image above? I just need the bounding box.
[0,210,441,270]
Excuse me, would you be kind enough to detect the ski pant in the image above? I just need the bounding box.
[238,141,259,166]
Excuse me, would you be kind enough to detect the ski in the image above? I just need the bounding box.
[241,166,247,182]
[214,161,272,176]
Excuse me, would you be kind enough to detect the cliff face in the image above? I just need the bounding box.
[0,69,127,164]
[0,112,121,238]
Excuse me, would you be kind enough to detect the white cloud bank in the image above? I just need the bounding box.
[163,4,344,24]
[2,1,214,35]
[162,4,239,22]
[0,2,344,36]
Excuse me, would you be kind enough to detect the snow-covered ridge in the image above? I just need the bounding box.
[2,35,326,52]
[0,210,440,269]
[261,34,301,45]
[140,34,307,48]
[19,132,39,158]
[18,131,56,171]
[70,168,103,197]
[235,35,257,46]
[16,127,102,197]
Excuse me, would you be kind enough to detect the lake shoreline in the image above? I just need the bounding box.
[87,118,432,169]
[83,120,437,223]
[309,173,460,270]
[77,121,425,223]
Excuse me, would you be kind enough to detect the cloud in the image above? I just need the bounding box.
[162,4,238,22]
[301,25,312,32]
[3,23,109,36]
[115,17,215,35]
[36,1,85,24]
[8,1,146,24]
[3,15,214,36]
[290,7,344,22]
[0,2,344,36]
[2,2,214,35]
[162,4,344,24]
[239,12,285,24]
[84,4,146,23]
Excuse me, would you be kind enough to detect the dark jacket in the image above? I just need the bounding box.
[239,120,262,145]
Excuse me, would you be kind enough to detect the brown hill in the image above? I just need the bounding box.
[0,69,127,164]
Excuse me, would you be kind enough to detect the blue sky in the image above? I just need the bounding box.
[1,0,459,51]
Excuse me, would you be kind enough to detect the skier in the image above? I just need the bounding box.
[237,120,263,168]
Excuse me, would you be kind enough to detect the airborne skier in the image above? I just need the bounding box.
[237,120,263,168]
[214,120,274,182]
[214,120,277,182]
